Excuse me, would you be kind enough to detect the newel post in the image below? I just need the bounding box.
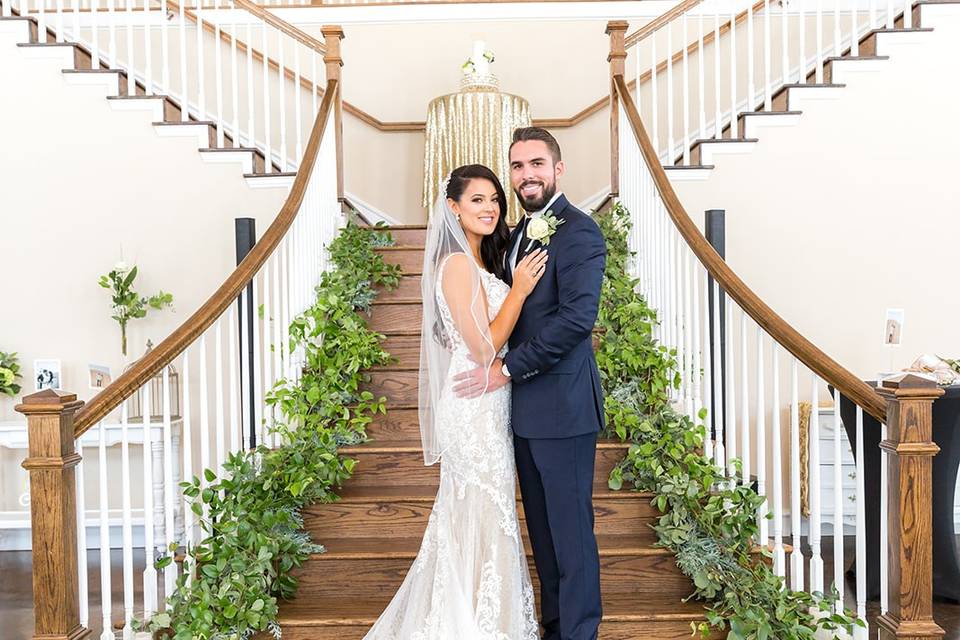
[15,389,91,640]
[876,373,945,639]
[321,25,345,203]
[606,20,628,199]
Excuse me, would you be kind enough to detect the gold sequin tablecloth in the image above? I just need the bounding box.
[422,90,532,223]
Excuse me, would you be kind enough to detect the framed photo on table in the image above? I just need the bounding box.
[33,359,61,391]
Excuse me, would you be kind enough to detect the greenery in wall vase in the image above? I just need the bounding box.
[99,261,174,356]
[0,351,22,397]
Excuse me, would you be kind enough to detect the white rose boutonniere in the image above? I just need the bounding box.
[525,210,565,250]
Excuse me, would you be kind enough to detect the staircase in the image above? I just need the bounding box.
[258,224,726,639]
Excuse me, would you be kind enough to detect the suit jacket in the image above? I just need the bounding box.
[503,194,607,439]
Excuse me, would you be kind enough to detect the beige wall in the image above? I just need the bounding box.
[0,35,285,519]
[672,26,960,380]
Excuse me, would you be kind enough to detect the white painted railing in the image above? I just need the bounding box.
[6,0,328,175]
[623,0,910,167]
[72,96,339,637]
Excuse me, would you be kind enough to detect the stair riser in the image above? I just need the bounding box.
[363,369,420,405]
[373,228,426,245]
[304,497,659,541]
[341,446,626,487]
[264,620,723,640]
[376,248,424,273]
[364,406,420,439]
[292,551,691,600]
[369,303,423,333]
[374,274,421,302]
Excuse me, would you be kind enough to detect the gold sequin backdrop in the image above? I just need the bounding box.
[422,90,532,224]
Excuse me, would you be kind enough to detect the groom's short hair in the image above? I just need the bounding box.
[511,127,562,164]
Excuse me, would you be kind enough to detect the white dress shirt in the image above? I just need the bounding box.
[509,191,564,271]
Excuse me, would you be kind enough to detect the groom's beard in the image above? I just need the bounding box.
[515,179,557,212]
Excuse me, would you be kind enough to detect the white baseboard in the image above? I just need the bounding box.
[344,191,401,226]
[0,513,149,551]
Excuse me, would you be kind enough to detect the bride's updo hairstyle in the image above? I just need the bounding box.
[446,164,511,281]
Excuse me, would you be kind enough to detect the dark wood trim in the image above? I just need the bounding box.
[74,79,341,436]
[876,374,945,639]
[15,389,91,640]
[612,74,887,423]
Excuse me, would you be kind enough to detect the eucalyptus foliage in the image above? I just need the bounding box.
[146,220,399,639]
[595,202,862,640]
[98,261,174,356]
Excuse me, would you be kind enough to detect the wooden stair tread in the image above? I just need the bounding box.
[327,481,654,503]
[340,437,630,455]
[311,533,670,560]
[275,592,711,625]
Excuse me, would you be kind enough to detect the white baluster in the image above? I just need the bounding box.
[681,13,690,166]
[245,19,255,146]
[832,395,845,611]
[213,0,225,146]
[180,347,195,560]
[261,23,273,173]
[666,24,674,162]
[142,0,152,94]
[789,357,804,590]
[747,2,755,114]
[903,0,912,28]
[816,0,824,83]
[278,31,288,171]
[159,0,169,92]
[682,249,693,417]
[691,253,702,423]
[119,403,134,639]
[229,305,240,455]
[2,0,9,19]
[230,5,239,144]
[763,0,771,110]
[855,406,868,636]
[294,43,303,166]
[195,0,206,114]
[97,421,113,640]
[272,252,283,426]
[37,0,47,44]
[771,344,785,576]
[281,238,292,383]
[702,270,714,461]
[650,31,659,156]
[697,5,706,137]
[199,333,211,518]
[833,0,842,57]
[711,280,724,472]
[798,0,806,84]
[54,0,62,42]
[90,0,100,71]
[261,261,274,446]
[851,0,860,56]
[141,383,157,616]
[729,3,737,134]
[740,312,750,487]
[214,320,226,470]
[809,375,824,594]
[252,272,264,445]
[713,0,721,139]
[161,367,177,599]
[126,0,136,96]
[239,287,253,450]
[755,329,768,543]
[177,0,187,118]
[780,0,788,85]
[725,301,736,482]
[71,0,80,47]
[887,0,895,30]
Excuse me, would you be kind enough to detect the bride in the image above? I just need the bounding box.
[363,164,549,639]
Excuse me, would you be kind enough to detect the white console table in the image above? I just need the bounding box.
[0,418,184,551]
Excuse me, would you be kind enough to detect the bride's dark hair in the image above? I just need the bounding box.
[446,164,511,281]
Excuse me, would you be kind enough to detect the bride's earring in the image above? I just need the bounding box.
[456,215,461,222]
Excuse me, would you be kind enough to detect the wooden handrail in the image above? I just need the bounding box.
[612,74,887,423]
[73,79,340,436]
[624,0,703,48]
[233,0,326,54]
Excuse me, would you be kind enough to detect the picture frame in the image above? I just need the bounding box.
[33,359,62,391]
[88,364,112,391]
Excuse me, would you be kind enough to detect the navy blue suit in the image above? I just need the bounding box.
[503,194,605,640]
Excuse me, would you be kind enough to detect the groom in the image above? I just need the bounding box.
[454,127,606,640]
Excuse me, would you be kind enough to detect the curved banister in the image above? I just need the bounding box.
[233,0,326,54]
[74,79,340,437]
[612,74,886,423]
[624,0,703,48]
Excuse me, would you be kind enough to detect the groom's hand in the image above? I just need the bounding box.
[452,358,510,399]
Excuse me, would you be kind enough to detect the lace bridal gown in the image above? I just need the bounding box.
[363,262,539,640]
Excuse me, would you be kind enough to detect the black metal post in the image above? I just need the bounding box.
[235,218,257,450]
[705,209,726,447]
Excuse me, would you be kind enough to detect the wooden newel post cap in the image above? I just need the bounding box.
[877,372,945,400]
[15,388,84,415]
[605,20,629,34]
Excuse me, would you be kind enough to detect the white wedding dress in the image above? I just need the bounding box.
[363,262,539,640]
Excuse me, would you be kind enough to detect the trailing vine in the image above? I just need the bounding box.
[596,202,862,640]
[146,219,400,639]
